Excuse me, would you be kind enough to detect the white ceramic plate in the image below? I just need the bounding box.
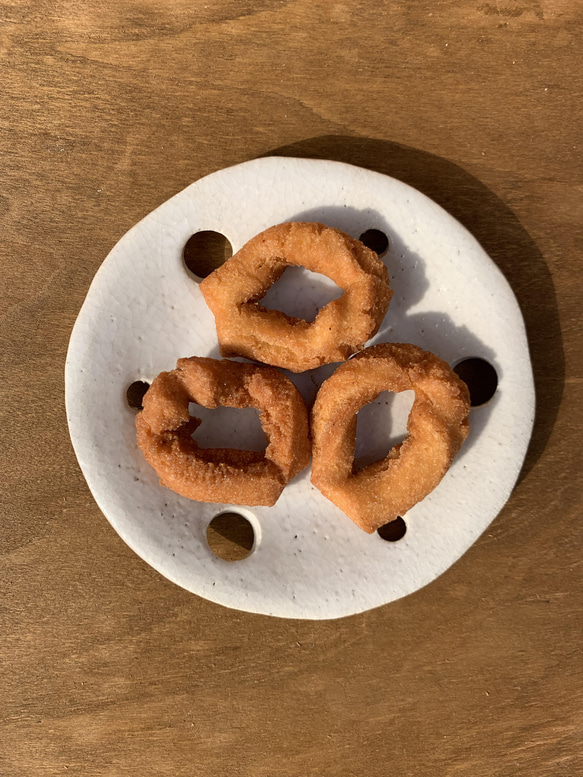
[65,157,534,620]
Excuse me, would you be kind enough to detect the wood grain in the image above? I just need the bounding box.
[1,1,582,775]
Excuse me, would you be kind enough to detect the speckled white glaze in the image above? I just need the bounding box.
[65,157,534,620]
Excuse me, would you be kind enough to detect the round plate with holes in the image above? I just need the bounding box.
[65,157,534,620]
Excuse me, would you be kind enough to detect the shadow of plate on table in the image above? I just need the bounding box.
[260,136,564,483]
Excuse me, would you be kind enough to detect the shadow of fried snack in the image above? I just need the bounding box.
[289,202,496,457]
[262,136,563,482]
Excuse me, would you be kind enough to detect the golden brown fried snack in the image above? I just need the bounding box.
[136,357,310,506]
[200,222,392,372]
[311,343,470,533]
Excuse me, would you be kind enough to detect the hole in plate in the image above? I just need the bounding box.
[207,512,255,561]
[354,390,414,471]
[453,358,498,407]
[377,517,407,542]
[359,228,389,257]
[189,403,267,451]
[126,380,150,411]
[258,266,343,323]
[183,230,233,280]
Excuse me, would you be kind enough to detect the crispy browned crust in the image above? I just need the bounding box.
[200,222,393,372]
[136,357,311,507]
[310,343,471,533]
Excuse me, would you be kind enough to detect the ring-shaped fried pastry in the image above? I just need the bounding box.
[136,357,310,506]
[200,222,392,372]
[310,343,471,532]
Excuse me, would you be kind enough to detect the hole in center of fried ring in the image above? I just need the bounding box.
[353,389,415,472]
[258,266,343,323]
[188,403,267,452]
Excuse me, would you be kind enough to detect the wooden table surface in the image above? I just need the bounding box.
[2,2,582,775]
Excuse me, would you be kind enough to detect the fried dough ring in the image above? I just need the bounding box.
[136,357,310,506]
[200,222,393,372]
[311,343,470,533]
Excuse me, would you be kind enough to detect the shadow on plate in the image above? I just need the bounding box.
[260,135,564,482]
